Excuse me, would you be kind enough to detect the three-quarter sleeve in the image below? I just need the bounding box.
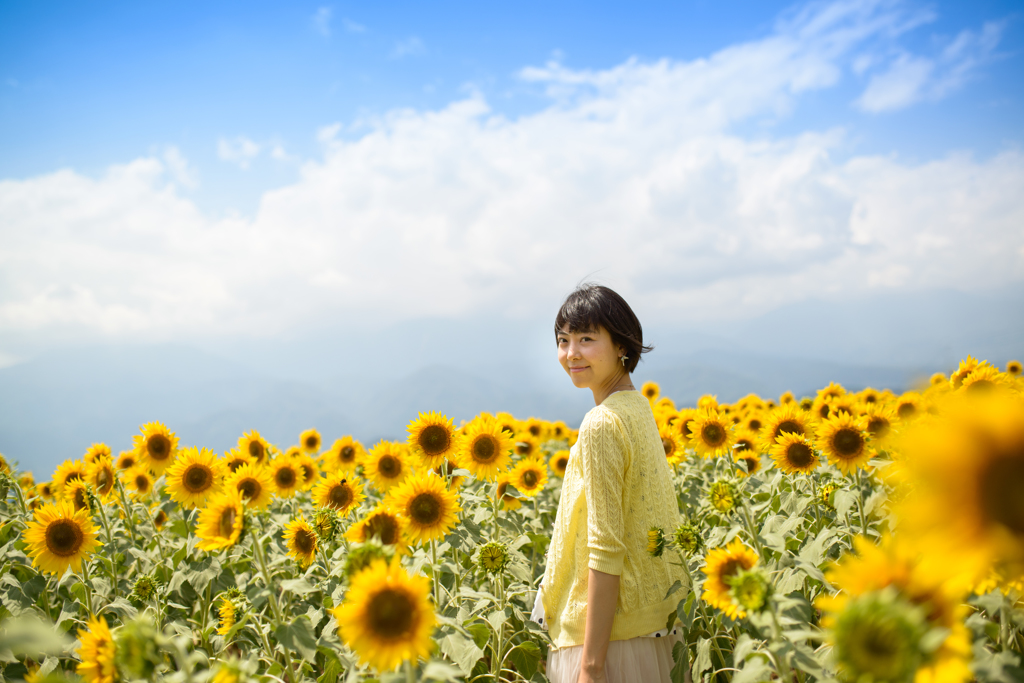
[579,408,628,575]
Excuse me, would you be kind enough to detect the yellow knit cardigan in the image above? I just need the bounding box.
[541,390,688,649]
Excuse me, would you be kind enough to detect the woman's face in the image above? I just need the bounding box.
[557,324,625,390]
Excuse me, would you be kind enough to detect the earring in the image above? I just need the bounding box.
[620,355,628,367]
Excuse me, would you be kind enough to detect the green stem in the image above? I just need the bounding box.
[115,479,139,546]
[491,572,505,681]
[492,483,500,540]
[11,478,28,516]
[431,538,441,606]
[808,476,823,535]
[96,502,119,594]
[855,469,868,537]
[253,533,298,683]
[1000,602,1010,651]
[739,498,765,562]
[80,560,95,616]
[404,659,416,683]
[40,575,54,622]
[768,605,794,683]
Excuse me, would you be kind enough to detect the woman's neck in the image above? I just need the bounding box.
[591,371,634,406]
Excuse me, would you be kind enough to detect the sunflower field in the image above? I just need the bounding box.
[1,355,1023,683]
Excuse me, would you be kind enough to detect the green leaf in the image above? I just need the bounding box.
[664,580,683,600]
[281,578,316,597]
[275,616,318,659]
[670,641,689,683]
[465,621,491,650]
[422,659,465,682]
[505,641,542,679]
[693,637,713,680]
[732,654,771,683]
[438,632,484,676]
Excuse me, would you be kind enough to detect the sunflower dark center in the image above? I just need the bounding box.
[409,493,441,525]
[228,459,245,473]
[219,507,237,538]
[529,425,541,436]
[516,443,532,456]
[897,403,917,419]
[966,379,995,394]
[366,514,399,544]
[294,528,316,554]
[46,519,84,557]
[239,479,260,500]
[775,420,803,439]
[154,510,167,527]
[742,457,758,473]
[980,451,1024,535]
[735,439,753,452]
[522,470,539,489]
[379,455,401,478]
[300,463,316,483]
[340,446,356,462]
[556,456,568,470]
[419,426,450,456]
[135,475,150,492]
[818,405,831,419]
[787,443,814,468]
[148,434,171,461]
[96,469,111,492]
[748,419,762,431]
[719,558,742,581]
[367,589,415,639]
[472,436,498,463]
[702,423,726,447]
[276,467,296,488]
[305,436,319,449]
[119,457,135,470]
[248,441,264,461]
[65,472,82,485]
[834,429,864,457]
[662,438,674,456]
[72,488,88,510]
[867,418,890,439]
[328,484,353,509]
[184,465,212,492]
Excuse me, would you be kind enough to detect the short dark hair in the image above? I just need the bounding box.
[554,283,652,373]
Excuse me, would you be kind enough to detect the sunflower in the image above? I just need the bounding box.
[122,466,155,499]
[708,481,736,513]
[778,391,796,405]
[114,451,137,471]
[816,413,871,475]
[291,452,320,490]
[196,489,245,551]
[641,381,660,403]
[283,517,319,567]
[690,409,734,458]
[959,364,1011,394]
[701,538,759,619]
[770,433,820,474]
[161,446,223,509]
[740,412,764,434]
[816,535,972,683]
[323,436,364,472]
[132,422,179,475]
[299,428,322,454]
[346,504,406,547]
[222,449,253,474]
[894,392,924,421]
[217,598,237,636]
[406,412,461,469]
[551,421,569,440]
[549,450,570,477]
[363,441,412,491]
[733,448,761,477]
[897,391,1024,582]
[647,527,666,557]
[312,472,365,516]
[225,463,274,510]
[269,458,301,498]
[658,424,686,466]
[861,404,898,450]
[949,356,985,390]
[24,499,100,575]
[334,557,435,672]
[495,412,519,436]
[522,417,545,439]
[83,443,111,465]
[237,430,269,464]
[674,409,698,444]
[496,475,522,511]
[509,458,547,497]
[459,415,514,481]
[1007,360,1022,376]
[52,459,87,498]
[65,479,92,512]
[36,481,55,500]
[477,541,510,573]
[760,405,814,451]
[512,434,541,460]
[85,456,117,499]
[285,445,302,459]
[76,615,117,683]
[817,381,846,401]
[386,473,461,545]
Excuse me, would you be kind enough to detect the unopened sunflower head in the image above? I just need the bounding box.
[672,524,701,555]
[647,527,666,557]
[313,506,339,542]
[115,615,162,681]
[344,541,392,579]
[726,567,772,614]
[708,480,737,513]
[476,541,510,574]
[129,575,161,604]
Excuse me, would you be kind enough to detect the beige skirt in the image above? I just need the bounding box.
[546,632,684,683]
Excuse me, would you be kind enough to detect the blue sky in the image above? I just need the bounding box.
[0,0,1022,363]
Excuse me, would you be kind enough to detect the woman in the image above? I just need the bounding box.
[535,284,687,683]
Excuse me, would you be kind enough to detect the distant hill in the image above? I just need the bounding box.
[2,286,1020,479]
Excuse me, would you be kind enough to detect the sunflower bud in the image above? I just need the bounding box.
[115,616,163,680]
[344,542,391,579]
[476,541,510,574]
[211,656,257,683]
[726,567,772,613]
[647,527,666,557]
[708,481,737,513]
[128,575,160,604]
[831,589,929,683]
[313,506,338,543]
[818,482,839,510]
[672,524,701,555]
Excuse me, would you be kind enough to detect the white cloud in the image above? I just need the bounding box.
[342,18,366,33]
[0,0,1019,342]
[856,19,1005,112]
[217,136,261,169]
[391,36,425,59]
[312,7,332,37]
